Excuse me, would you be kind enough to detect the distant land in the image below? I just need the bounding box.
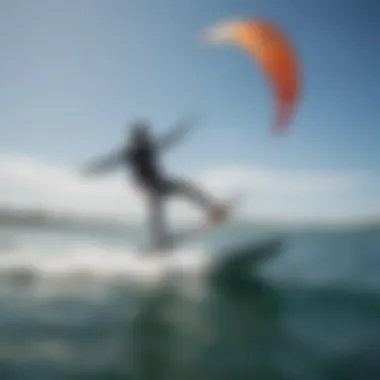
[0,205,132,233]
[0,205,379,232]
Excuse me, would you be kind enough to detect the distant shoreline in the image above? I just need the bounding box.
[0,206,378,232]
[0,206,131,232]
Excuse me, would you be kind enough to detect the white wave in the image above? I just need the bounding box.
[0,232,211,296]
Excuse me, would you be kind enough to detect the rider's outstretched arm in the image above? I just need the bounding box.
[158,115,199,152]
[80,148,126,177]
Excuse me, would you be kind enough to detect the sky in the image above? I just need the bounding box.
[0,0,378,224]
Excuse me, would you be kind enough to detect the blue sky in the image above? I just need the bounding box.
[0,0,378,220]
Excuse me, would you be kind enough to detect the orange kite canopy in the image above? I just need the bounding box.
[203,18,300,132]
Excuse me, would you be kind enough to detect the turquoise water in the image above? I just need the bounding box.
[0,223,379,379]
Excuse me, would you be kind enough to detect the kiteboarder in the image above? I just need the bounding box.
[81,117,228,250]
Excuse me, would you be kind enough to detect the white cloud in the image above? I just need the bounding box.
[196,166,363,195]
[0,153,372,225]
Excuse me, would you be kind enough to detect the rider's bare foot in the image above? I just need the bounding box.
[206,204,228,225]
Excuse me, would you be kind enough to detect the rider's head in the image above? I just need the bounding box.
[129,120,151,143]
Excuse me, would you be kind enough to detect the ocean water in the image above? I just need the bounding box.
[0,223,379,380]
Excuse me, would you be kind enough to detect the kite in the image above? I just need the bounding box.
[203,19,300,132]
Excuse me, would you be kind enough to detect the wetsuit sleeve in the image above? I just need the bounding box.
[158,115,197,151]
[81,148,126,176]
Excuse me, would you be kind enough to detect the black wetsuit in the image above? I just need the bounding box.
[126,141,165,192]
